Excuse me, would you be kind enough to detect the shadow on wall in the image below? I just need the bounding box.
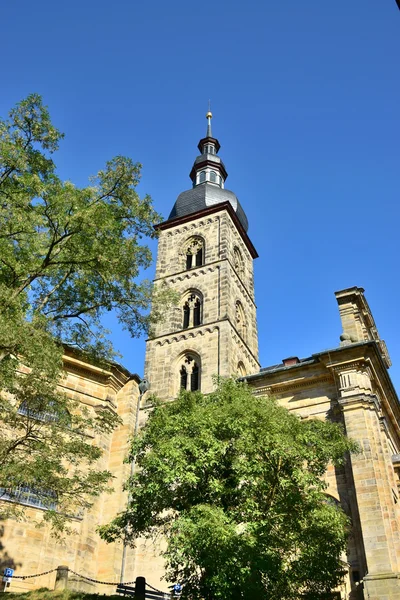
[0,523,21,571]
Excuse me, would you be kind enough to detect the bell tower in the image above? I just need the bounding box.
[144,112,259,399]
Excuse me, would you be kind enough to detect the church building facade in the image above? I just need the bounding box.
[1,114,400,600]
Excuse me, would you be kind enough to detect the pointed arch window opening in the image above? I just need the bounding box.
[185,238,205,270]
[237,361,247,377]
[233,246,245,279]
[182,293,203,329]
[178,355,201,392]
[235,300,248,343]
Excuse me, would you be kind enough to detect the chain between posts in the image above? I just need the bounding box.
[12,569,58,580]
[10,567,168,593]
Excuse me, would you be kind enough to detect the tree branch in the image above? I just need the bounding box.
[51,303,104,321]
[34,268,74,313]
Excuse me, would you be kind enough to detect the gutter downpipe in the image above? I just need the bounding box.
[119,377,150,583]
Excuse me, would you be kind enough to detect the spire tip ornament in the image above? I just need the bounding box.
[206,103,213,137]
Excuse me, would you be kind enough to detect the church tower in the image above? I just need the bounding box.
[144,112,260,400]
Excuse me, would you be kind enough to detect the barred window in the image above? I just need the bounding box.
[18,399,70,425]
[0,486,57,511]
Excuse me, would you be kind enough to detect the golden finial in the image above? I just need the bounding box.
[206,100,212,120]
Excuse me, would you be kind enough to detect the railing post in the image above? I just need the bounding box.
[135,576,146,600]
[54,565,69,590]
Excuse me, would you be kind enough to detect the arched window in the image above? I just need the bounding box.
[199,171,206,183]
[235,300,247,342]
[182,291,203,328]
[233,246,245,279]
[178,353,201,392]
[184,237,205,270]
[209,171,217,183]
[237,361,246,377]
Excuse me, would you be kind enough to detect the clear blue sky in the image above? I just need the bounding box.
[2,1,399,388]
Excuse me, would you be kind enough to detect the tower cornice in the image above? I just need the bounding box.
[155,201,258,259]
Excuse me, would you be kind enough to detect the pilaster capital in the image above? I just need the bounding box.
[328,360,374,398]
[337,392,380,413]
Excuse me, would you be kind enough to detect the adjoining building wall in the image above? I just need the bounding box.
[245,288,400,600]
[1,354,140,594]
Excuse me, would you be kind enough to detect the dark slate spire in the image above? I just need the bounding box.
[167,111,249,232]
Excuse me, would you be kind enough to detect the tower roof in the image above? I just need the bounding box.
[167,111,249,232]
[169,183,249,231]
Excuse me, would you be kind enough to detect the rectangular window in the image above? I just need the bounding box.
[0,486,57,510]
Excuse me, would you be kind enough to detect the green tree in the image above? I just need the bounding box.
[100,379,358,600]
[0,94,169,532]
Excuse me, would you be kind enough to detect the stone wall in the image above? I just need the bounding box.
[145,207,259,400]
[1,354,140,594]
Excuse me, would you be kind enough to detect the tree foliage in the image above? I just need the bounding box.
[0,94,168,531]
[100,379,358,600]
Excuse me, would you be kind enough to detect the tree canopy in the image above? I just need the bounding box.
[0,94,168,531]
[100,379,358,600]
